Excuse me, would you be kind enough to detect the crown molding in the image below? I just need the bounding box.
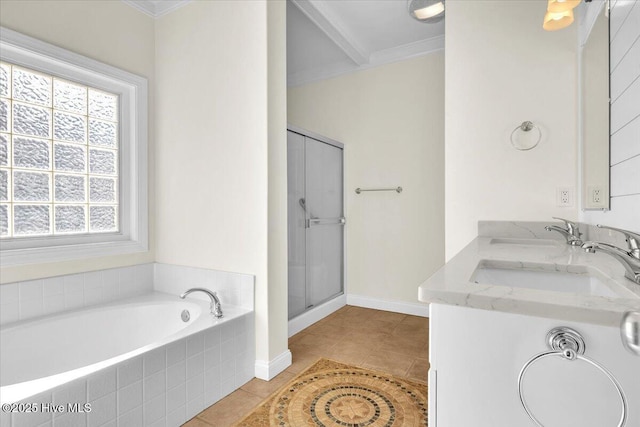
[369,35,445,65]
[288,35,444,87]
[121,0,193,18]
[288,0,445,87]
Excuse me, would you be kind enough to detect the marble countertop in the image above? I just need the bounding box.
[418,223,640,327]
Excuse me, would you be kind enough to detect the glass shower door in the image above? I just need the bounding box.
[304,137,344,308]
[287,131,344,319]
[287,131,307,318]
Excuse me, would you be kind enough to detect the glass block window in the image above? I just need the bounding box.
[0,62,119,238]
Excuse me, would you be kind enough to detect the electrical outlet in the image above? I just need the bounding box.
[556,187,574,207]
[588,186,605,207]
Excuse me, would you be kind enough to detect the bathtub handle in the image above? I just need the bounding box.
[180,288,224,318]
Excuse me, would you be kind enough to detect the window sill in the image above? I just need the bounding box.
[0,238,148,266]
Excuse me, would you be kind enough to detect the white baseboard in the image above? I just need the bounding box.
[288,294,347,337]
[346,294,429,317]
[255,349,292,381]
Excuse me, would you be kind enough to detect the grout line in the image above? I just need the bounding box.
[610,0,637,45]
[611,152,640,167]
[610,73,640,105]
[610,31,640,75]
[611,192,640,198]
[194,415,215,426]
[611,112,640,136]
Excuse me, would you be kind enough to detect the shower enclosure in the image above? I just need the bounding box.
[287,128,344,320]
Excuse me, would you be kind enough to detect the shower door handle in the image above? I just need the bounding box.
[307,217,346,228]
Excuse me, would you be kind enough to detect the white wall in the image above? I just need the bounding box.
[266,0,290,372]
[445,0,579,260]
[0,0,155,283]
[154,0,288,370]
[288,53,445,304]
[0,0,288,376]
[582,0,640,231]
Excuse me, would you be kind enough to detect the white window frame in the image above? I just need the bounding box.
[0,27,148,265]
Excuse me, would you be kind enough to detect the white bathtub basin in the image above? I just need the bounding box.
[471,264,620,298]
[0,292,253,405]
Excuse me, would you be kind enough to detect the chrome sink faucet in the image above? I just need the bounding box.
[581,225,640,285]
[596,224,640,258]
[180,288,224,318]
[545,217,583,246]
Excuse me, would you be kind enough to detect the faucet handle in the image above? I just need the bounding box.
[597,224,640,258]
[552,217,577,227]
[552,217,581,236]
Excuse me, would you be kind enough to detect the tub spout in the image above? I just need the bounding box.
[180,288,224,318]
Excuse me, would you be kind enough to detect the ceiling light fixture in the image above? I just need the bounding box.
[543,0,584,31]
[543,8,575,31]
[408,0,445,23]
[547,0,581,13]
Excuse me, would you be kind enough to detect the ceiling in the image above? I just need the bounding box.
[120,0,445,87]
[287,0,445,86]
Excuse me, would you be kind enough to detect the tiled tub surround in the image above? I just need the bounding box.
[0,294,255,427]
[153,263,254,311]
[419,221,640,327]
[0,263,256,427]
[0,264,154,326]
[0,263,254,327]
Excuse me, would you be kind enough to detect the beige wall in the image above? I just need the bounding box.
[288,53,445,304]
[445,0,579,259]
[155,0,288,364]
[0,0,156,283]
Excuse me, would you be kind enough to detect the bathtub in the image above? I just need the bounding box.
[0,292,255,427]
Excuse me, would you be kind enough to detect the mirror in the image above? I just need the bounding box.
[581,3,610,210]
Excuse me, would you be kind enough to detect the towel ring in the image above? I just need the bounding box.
[517,327,628,427]
[511,121,542,151]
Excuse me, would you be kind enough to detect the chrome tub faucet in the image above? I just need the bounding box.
[545,217,583,246]
[581,225,640,285]
[180,288,224,318]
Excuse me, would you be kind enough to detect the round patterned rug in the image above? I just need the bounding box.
[234,359,428,426]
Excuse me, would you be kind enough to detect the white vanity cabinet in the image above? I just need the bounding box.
[428,304,640,427]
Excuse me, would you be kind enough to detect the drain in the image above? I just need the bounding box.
[181,309,191,322]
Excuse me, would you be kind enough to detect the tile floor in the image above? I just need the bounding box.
[184,305,430,426]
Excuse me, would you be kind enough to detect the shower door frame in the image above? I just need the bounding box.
[287,124,347,322]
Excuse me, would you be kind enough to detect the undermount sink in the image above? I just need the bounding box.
[471,262,620,298]
[488,238,560,247]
